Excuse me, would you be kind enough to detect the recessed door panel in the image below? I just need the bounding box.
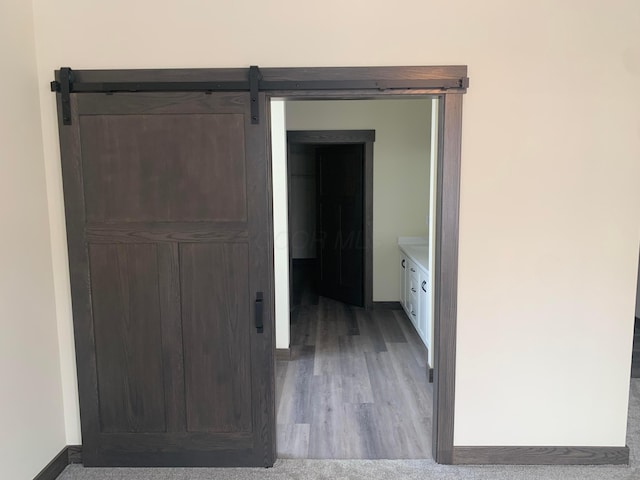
[180,243,252,433]
[80,113,247,223]
[89,243,166,433]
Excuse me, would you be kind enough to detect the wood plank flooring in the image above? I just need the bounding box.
[277,288,433,459]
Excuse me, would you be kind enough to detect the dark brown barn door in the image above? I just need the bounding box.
[317,144,365,307]
[57,91,274,466]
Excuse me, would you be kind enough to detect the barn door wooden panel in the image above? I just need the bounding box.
[57,91,274,467]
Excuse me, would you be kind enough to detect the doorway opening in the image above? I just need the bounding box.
[287,130,374,311]
[53,65,467,467]
[274,98,437,459]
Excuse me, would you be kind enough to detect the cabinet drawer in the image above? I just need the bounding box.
[407,290,420,329]
[408,277,420,296]
[407,259,420,281]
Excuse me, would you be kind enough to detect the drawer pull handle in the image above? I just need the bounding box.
[421,281,427,293]
[410,267,416,273]
[411,288,416,293]
[401,259,405,269]
[411,311,416,317]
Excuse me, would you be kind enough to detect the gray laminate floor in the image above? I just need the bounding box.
[276,296,432,459]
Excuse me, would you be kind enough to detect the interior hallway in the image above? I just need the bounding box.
[276,261,432,459]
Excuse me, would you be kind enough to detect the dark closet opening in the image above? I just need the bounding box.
[288,142,366,309]
[287,130,374,314]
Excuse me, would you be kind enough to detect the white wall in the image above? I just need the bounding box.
[428,98,439,369]
[271,100,291,350]
[286,100,432,302]
[0,1,66,477]
[30,0,640,448]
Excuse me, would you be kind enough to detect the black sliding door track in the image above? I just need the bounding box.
[51,65,469,125]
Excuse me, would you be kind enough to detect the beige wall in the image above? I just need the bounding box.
[30,0,640,448]
[286,100,431,301]
[0,1,66,477]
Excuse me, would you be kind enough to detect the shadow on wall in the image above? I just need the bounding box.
[636,254,640,319]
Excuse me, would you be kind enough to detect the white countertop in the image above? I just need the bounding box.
[398,237,429,273]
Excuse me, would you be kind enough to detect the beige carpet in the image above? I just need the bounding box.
[57,379,640,480]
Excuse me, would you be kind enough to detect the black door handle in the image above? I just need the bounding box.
[255,292,264,333]
[401,259,405,269]
[421,280,427,293]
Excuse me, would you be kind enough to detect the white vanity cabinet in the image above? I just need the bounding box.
[405,258,423,338]
[399,241,431,357]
